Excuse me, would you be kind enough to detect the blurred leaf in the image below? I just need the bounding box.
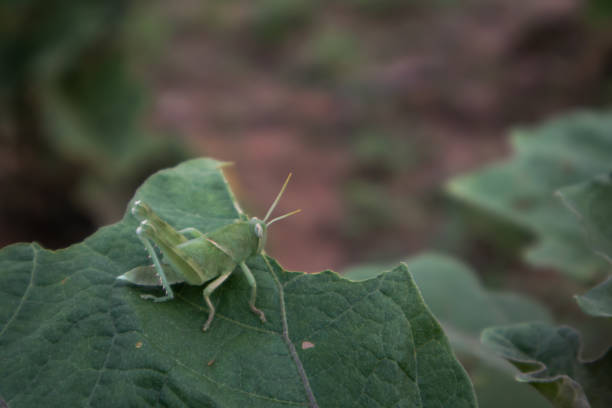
[0,0,121,88]
[482,323,612,408]
[41,56,185,180]
[557,173,612,265]
[556,173,612,317]
[345,253,552,408]
[406,254,552,331]
[343,263,392,281]
[0,159,477,407]
[479,133,612,407]
[448,111,612,281]
[0,0,187,232]
[342,180,397,237]
[586,0,612,21]
[575,277,612,318]
[351,130,421,176]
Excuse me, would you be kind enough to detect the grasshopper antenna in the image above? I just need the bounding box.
[264,173,294,223]
[267,209,301,226]
[263,173,301,226]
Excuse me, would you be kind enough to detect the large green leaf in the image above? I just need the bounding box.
[344,253,553,408]
[448,111,612,281]
[482,323,612,408]
[0,158,476,407]
[557,173,612,317]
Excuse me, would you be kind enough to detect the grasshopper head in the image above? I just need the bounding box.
[252,173,301,255]
[249,217,268,254]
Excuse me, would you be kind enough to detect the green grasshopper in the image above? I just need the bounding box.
[117,174,300,331]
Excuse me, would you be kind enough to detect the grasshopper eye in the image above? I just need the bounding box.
[254,223,263,238]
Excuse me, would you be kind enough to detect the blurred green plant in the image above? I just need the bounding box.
[351,130,421,176]
[336,0,411,15]
[342,179,398,237]
[296,28,361,82]
[247,0,315,46]
[586,0,612,21]
[483,322,611,408]
[433,201,533,279]
[452,110,612,407]
[340,130,429,259]
[0,0,187,247]
[481,171,612,407]
[557,173,612,320]
[333,0,459,15]
[448,111,612,281]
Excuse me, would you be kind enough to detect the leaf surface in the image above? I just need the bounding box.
[448,111,612,280]
[482,323,612,408]
[345,253,552,408]
[0,158,476,408]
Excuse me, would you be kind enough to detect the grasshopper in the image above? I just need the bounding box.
[117,174,300,331]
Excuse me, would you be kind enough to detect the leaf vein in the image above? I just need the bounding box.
[264,256,319,408]
[0,245,38,339]
[306,278,383,340]
[85,314,117,406]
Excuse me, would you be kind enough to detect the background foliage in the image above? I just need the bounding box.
[3,0,612,406]
[0,0,187,248]
[451,115,612,406]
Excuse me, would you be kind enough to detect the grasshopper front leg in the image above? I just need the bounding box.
[137,221,175,302]
[239,261,266,323]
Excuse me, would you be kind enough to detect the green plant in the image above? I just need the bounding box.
[0,159,477,407]
[451,110,612,407]
[448,111,612,281]
[4,106,612,406]
[344,253,553,408]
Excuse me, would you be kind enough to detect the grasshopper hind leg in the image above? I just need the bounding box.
[179,227,203,239]
[202,270,234,331]
[137,221,175,302]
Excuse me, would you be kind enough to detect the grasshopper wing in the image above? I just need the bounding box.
[117,265,186,286]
